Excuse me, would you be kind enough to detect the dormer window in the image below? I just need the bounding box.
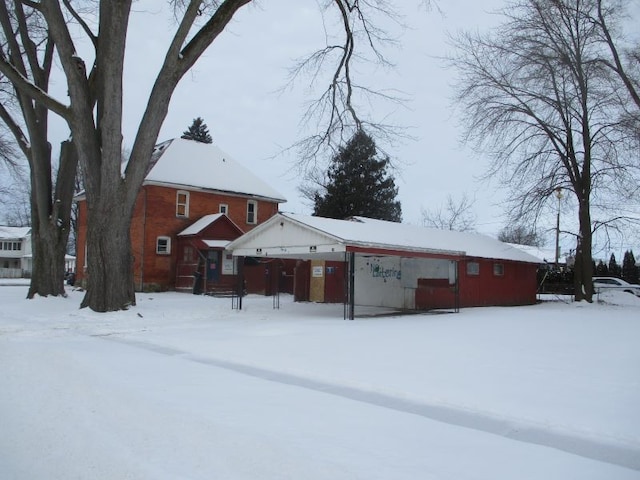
[176,190,189,218]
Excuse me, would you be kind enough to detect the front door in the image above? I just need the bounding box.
[206,250,220,283]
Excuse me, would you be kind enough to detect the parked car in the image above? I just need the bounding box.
[593,277,640,297]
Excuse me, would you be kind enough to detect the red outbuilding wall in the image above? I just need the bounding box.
[457,257,537,307]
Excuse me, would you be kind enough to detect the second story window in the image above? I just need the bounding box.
[219,204,228,215]
[176,190,189,218]
[246,200,257,224]
[0,241,21,251]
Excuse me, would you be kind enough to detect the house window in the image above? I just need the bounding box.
[183,246,194,262]
[156,236,171,255]
[466,261,480,276]
[247,200,257,224]
[176,190,189,218]
[219,204,228,215]
[493,263,505,276]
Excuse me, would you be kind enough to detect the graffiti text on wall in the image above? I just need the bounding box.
[370,263,401,280]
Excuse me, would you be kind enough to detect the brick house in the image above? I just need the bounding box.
[75,138,286,292]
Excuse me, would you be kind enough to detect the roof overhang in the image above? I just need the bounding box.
[228,213,467,261]
[142,180,287,204]
[203,240,231,249]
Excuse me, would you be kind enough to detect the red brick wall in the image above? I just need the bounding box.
[75,184,280,291]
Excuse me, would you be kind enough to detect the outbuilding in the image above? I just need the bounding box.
[227,213,541,318]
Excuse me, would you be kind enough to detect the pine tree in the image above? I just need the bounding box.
[622,250,639,284]
[313,130,401,222]
[181,117,212,144]
[608,253,621,278]
[594,259,608,276]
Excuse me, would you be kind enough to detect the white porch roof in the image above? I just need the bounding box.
[178,214,226,236]
[228,213,541,263]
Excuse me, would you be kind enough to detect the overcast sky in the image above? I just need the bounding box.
[30,0,640,257]
[49,1,509,225]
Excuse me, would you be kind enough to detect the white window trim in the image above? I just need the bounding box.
[156,236,171,255]
[247,200,257,224]
[467,261,480,276]
[176,190,190,218]
[219,204,229,215]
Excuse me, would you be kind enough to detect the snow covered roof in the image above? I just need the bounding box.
[178,213,226,236]
[145,138,286,203]
[228,213,543,263]
[203,240,231,249]
[0,226,31,240]
[507,243,562,265]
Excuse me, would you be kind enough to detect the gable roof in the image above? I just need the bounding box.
[178,213,244,237]
[0,226,31,240]
[146,138,286,203]
[228,213,542,264]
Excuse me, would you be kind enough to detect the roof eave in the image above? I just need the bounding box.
[142,180,286,203]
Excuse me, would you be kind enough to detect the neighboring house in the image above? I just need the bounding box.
[227,213,541,317]
[75,138,286,292]
[0,226,32,278]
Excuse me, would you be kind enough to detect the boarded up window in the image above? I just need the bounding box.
[176,191,189,217]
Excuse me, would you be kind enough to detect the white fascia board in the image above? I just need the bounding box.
[142,180,286,203]
[348,241,465,257]
[232,243,346,258]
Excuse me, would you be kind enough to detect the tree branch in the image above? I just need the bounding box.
[0,57,69,119]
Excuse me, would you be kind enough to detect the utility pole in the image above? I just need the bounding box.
[555,187,562,268]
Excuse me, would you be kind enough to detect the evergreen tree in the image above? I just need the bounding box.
[608,253,621,278]
[181,117,212,144]
[594,259,608,276]
[622,250,639,284]
[313,130,401,222]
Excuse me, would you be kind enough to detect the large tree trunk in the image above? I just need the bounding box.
[28,222,68,298]
[26,141,77,299]
[80,192,136,311]
[574,199,594,302]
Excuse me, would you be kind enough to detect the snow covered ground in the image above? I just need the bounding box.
[1,284,639,479]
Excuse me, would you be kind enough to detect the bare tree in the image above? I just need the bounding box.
[1,170,30,226]
[593,0,640,113]
[0,2,77,298]
[449,0,639,301]
[0,0,406,311]
[421,193,476,231]
[497,224,543,247]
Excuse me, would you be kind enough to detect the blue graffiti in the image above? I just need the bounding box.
[370,263,401,280]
